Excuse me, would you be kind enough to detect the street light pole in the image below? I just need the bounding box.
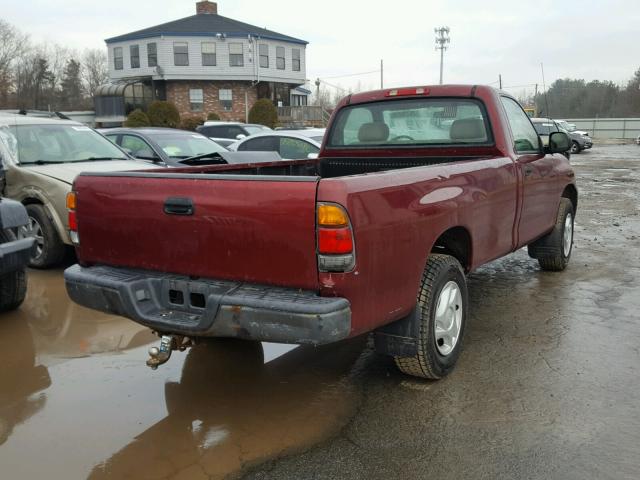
[434,27,450,85]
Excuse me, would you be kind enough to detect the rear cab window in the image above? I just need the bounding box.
[327,98,492,148]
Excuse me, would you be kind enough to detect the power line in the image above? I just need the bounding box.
[321,69,380,80]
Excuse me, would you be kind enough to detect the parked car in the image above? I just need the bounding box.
[551,120,592,153]
[100,128,228,166]
[227,130,324,160]
[530,118,574,158]
[196,122,271,148]
[636,135,640,145]
[0,114,155,268]
[555,119,590,138]
[0,198,34,312]
[65,85,575,379]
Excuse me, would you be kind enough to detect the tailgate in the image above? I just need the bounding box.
[73,173,320,290]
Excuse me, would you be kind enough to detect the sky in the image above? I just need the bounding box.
[4,0,640,98]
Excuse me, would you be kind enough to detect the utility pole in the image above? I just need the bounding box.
[541,62,550,117]
[315,77,320,106]
[499,74,502,89]
[380,59,384,89]
[434,27,450,85]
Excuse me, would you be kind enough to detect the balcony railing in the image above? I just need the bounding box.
[277,105,329,127]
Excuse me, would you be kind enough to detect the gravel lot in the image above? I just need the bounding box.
[1,144,638,480]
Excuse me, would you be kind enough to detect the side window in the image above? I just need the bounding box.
[104,134,119,145]
[121,135,155,158]
[238,137,278,151]
[500,97,540,154]
[226,126,245,139]
[279,137,319,159]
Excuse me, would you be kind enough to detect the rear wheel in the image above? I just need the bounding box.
[0,230,27,312]
[23,204,65,269]
[394,254,468,379]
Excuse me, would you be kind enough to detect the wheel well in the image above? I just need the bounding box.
[562,184,578,213]
[431,227,472,271]
[22,198,43,206]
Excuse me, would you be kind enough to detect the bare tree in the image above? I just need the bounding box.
[0,19,30,106]
[82,48,108,100]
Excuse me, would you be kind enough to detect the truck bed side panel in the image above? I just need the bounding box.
[317,157,518,335]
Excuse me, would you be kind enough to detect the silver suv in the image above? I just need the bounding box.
[196,122,271,148]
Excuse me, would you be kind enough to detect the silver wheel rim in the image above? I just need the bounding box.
[563,213,573,257]
[434,281,463,356]
[22,216,44,259]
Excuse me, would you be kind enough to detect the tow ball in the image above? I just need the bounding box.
[146,334,193,369]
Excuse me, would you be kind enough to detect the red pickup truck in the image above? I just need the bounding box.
[64,85,577,379]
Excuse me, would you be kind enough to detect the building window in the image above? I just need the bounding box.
[276,46,285,70]
[292,48,301,71]
[114,47,123,70]
[229,43,243,67]
[259,44,269,68]
[219,89,232,111]
[130,45,140,69]
[201,42,216,66]
[147,43,157,67]
[174,42,189,66]
[190,89,204,112]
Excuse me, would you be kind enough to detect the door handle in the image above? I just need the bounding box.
[523,165,534,177]
[164,197,194,215]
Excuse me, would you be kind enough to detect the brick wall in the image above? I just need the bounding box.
[166,80,258,121]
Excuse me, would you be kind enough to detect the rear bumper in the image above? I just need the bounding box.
[64,264,351,345]
[0,237,34,275]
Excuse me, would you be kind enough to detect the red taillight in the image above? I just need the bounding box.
[318,227,353,254]
[385,87,430,97]
[68,210,77,231]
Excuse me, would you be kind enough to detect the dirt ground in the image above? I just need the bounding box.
[1,144,638,479]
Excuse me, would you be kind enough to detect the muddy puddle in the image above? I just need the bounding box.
[0,270,367,479]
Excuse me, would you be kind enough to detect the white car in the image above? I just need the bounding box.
[636,135,640,145]
[195,122,271,148]
[227,129,325,160]
[556,119,590,138]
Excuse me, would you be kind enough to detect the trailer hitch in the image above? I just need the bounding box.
[146,334,193,369]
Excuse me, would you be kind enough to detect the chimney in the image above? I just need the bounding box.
[196,1,217,14]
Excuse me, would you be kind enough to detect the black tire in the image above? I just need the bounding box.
[394,254,468,379]
[24,204,65,269]
[528,198,574,271]
[0,230,27,312]
[570,141,581,154]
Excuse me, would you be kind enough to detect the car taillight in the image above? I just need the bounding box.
[67,191,79,244]
[385,87,430,97]
[317,203,355,272]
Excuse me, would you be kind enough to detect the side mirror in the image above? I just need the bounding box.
[236,134,246,140]
[546,131,570,154]
[307,153,319,159]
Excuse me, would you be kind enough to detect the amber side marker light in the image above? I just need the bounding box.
[67,191,79,244]
[317,203,355,272]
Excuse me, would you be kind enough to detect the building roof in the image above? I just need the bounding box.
[105,13,308,45]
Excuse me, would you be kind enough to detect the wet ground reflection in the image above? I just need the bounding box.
[0,270,367,479]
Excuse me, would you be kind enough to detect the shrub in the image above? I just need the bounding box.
[181,116,204,131]
[248,99,278,128]
[124,109,150,127]
[207,112,221,121]
[148,101,181,128]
